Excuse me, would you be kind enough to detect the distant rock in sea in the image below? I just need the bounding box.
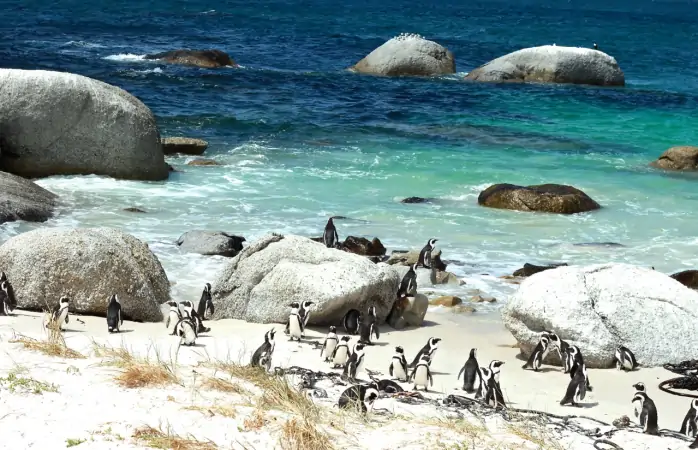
[144,49,237,69]
[478,183,601,214]
[162,137,209,156]
[513,262,568,277]
[400,197,436,204]
[0,171,58,225]
[650,146,698,171]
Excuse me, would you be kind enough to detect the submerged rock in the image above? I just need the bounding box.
[123,207,146,213]
[478,183,601,214]
[670,270,698,289]
[513,262,568,277]
[176,230,245,257]
[400,197,436,204]
[650,146,698,171]
[465,45,625,86]
[187,158,220,166]
[429,296,462,307]
[162,137,209,156]
[144,49,236,68]
[0,171,58,224]
[351,33,455,77]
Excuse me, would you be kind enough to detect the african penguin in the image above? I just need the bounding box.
[197,283,214,319]
[632,390,659,435]
[409,354,433,391]
[389,346,409,381]
[342,309,361,335]
[485,360,506,408]
[299,300,314,330]
[250,328,276,371]
[560,362,587,407]
[164,301,182,335]
[372,378,405,394]
[409,337,441,368]
[680,399,698,438]
[175,317,198,346]
[475,366,491,400]
[396,263,418,299]
[49,296,71,331]
[320,326,338,362]
[543,330,568,371]
[287,302,303,342]
[106,294,123,333]
[614,345,638,371]
[343,343,365,382]
[417,238,438,269]
[457,348,480,393]
[323,217,339,249]
[338,384,379,413]
[522,335,550,372]
[359,305,379,345]
[331,336,351,368]
[567,345,593,392]
[178,301,195,319]
[0,272,16,315]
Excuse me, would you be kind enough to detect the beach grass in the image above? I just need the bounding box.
[201,376,247,395]
[183,404,238,419]
[280,417,335,450]
[0,371,58,394]
[10,312,85,359]
[132,424,217,450]
[93,341,179,388]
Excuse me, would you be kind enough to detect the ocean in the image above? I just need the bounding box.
[2,0,697,310]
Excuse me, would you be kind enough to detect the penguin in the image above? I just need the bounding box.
[175,316,198,346]
[371,378,405,394]
[560,362,588,407]
[250,328,276,371]
[632,382,646,393]
[359,305,379,345]
[457,348,480,393]
[485,360,506,408]
[680,399,698,438]
[389,346,409,382]
[331,336,351,368]
[614,345,638,371]
[409,337,441,368]
[692,435,698,449]
[323,217,339,249]
[299,300,314,330]
[0,272,16,312]
[632,391,659,435]
[409,354,433,391]
[593,43,599,50]
[417,239,438,269]
[165,301,182,335]
[342,309,361,335]
[338,384,379,413]
[0,280,12,316]
[475,366,491,400]
[50,296,71,331]
[343,343,365,382]
[396,263,418,299]
[320,326,339,362]
[106,294,123,333]
[178,300,195,320]
[567,345,593,392]
[197,283,214,319]
[558,339,571,373]
[287,302,303,342]
[522,335,550,372]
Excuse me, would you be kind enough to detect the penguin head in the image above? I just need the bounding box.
[0,281,8,293]
[632,382,646,392]
[569,345,580,356]
[0,271,6,282]
[167,301,178,309]
[540,336,550,347]
[367,305,376,317]
[489,360,505,371]
[341,336,351,342]
[110,294,119,304]
[302,301,315,310]
[428,238,438,248]
[355,343,365,353]
[329,326,337,333]
[289,302,300,310]
[692,399,698,410]
[470,348,477,358]
[267,328,276,342]
[429,337,441,347]
[204,283,212,294]
[327,217,334,226]
[410,263,418,272]
[364,388,379,407]
[59,296,70,305]
[395,346,404,354]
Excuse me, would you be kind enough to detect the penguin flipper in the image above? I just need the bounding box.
[65,313,69,324]
[457,365,465,380]
[389,363,393,377]
[165,315,171,329]
[428,371,433,387]
[374,325,380,340]
[208,301,215,317]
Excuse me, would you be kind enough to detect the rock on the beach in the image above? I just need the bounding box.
[671,270,698,289]
[429,296,462,307]
[386,249,448,271]
[211,234,400,324]
[387,294,429,329]
[341,236,386,257]
[176,230,246,257]
[162,137,209,156]
[470,294,496,303]
[0,69,168,181]
[143,49,236,68]
[0,171,58,224]
[0,227,169,321]
[502,263,698,368]
[513,262,568,277]
[478,183,601,214]
[465,45,625,86]
[351,33,455,77]
[650,146,698,171]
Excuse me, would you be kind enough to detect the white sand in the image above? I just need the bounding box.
[0,309,694,449]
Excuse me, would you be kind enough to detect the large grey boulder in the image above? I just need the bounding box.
[502,263,698,368]
[144,49,237,69]
[351,33,455,77]
[0,227,169,321]
[0,171,58,224]
[650,146,698,171]
[176,230,245,257]
[478,183,601,214]
[211,234,400,324]
[0,69,168,181]
[465,45,625,87]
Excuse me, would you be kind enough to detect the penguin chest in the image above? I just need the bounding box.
[354,356,364,375]
[333,346,348,364]
[57,308,69,327]
[392,359,407,380]
[414,366,429,386]
[323,339,337,358]
[289,315,302,337]
[167,311,180,331]
[179,322,196,344]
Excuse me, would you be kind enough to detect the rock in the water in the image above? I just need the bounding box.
[650,146,698,171]
[429,296,462,307]
[513,262,568,277]
[341,236,386,257]
[351,33,455,77]
[453,305,477,314]
[211,234,400,324]
[0,69,168,181]
[478,183,601,214]
[387,294,429,329]
[176,230,245,257]
[0,228,169,321]
[502,263,698,368]
[123,207,146,213]
[671,270,698,289]
[435,270,462,285]
[400,197,435,204]
[470,294,496,303]
[162,137,209,156]
[386,248,448,271]
[0,171,57,224]
[186,158,219,166]
[143,49,236,68]
[465,45,625,86]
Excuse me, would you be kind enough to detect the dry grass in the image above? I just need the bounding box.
[243,409,266,431]
[183,405,238,419]
[201,376,246,395]
[132,425,216,450]
[280,418,335,450]
[93,342,178,388]
[10,314,85,359]
[506,421,565,450]
[423,417,488,447]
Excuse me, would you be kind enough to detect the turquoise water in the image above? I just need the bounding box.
[2,0,698,309]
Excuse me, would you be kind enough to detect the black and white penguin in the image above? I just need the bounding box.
[178,300,195,319]
[593,43,599,50]
[299,300,314,329]
[542,330,569,371]
[485,360,506,407]
[106,294,123,333]
[320,326,338,362]
[632,390,659,435]
[49,296,71,330]
[331,336,351,368]
[475,366,491,400]
[680,399,698,438]
[457,348,480,393]
[323,217,339,248]
[396,263,418,299]
[338,384,379,413]
[0,272,16,315]
[175,316,198,346]
[409,354,433,391]
[372,378,405,393]
[614,345,638,371]
[560,362,587,407]
[567,345,593,392]
[197,283,214,319]
[417,239,438,269]
[343,343,365,382]
[389,346,408,381]
[522,335,550,372]
[250,328,276,371]
[287,302,304,342]
[359,305,379,345]
[342,309,361,335]
[165,301,182,335]
[409,337,441,368]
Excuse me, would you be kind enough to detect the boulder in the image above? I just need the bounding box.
[0,171,58,224]
[502,263,698,368]
[162,137,209,156]
[123,207,146,213]
[351,33,455,77]
[401,197,435,204]
[0,227,169,321]
[143,49,236,68]
[435,270,461,285]
[465,45,625,87]
[429,296,462,307]
[386,248,448,271]
[650,146,698,171]
[478,183,600,214]
[513,262,568,277]
[453,305,477,314]
[387,294,429,329]
[176,230,246,257]
[470,294,496,303]
[187,158,219,166]
[671,270,698,289]
[0,69,168,181]
[211,234,400,324]
[341,236,386,257]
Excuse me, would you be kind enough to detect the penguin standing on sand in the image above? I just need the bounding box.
[397,264,418,299]
[343,343,365,382]
[410,354,433,391]
[320,326,338,362]
[632,382,646,416]
[359,305,379,345]
[680,399,698,438]
[632,388,659,435]
[485,360,506,407]
[106,294,123,333]
[178,300,195,319]
[165,301,182,335]
[197,283,214,319]
[389,346,409,381]
[48,296,71,331]
[409,337,441,368]
[457,348,480,393]
[332,336,351,368]
[0,272,16,315]
[250,328,276,371]
[342,309,361,335]
[287,302,303,342]
[560,362,588,407]
[175,316,198,346]
[614,345,638,371]
[417,239,438,269]
[475,366,491,400]
[522,335,550,372]
[323,217,339,248]
[285,300,314,335]
[567,345,593,391]
[338,384,379,413]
